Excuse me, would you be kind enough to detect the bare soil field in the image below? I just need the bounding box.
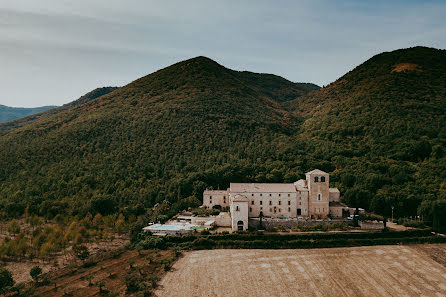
[156,244,446,297]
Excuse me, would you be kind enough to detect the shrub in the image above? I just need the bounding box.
[0,267,14,294]
[30,266,42,282]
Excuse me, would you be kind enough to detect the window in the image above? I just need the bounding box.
[288,193,290,197]
[269,193,272,196]
[210,196,212,199]
[288,207,291,212]
[321,176,325,182]
[251,200,254,205]
[270,208,273,212]
[299,202,301,205]
[236,206,239,211]
[260,201,263,205]
[274,206,277,213]
[288,201,291,205]
[250,207,252,212]
[278,200,281,205]
[279,193,281,197]
[279,208,281,213]
[224,197,226,203]
[318,194,321,201]
[251,193,254,196]
[269,201,272,205]
[260,193,263,196]
[260,207,263,211]
[314,177,319,182]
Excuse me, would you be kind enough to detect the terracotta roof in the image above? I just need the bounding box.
[306,169,328,175]
[230,183,297,193]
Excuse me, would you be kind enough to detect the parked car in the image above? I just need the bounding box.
[347,215,359,220]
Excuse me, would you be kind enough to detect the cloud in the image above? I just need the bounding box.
[0,0,445,106]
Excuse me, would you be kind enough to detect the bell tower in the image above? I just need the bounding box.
[306,169,330,218]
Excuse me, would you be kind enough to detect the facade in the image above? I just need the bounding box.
[203,169,347,231]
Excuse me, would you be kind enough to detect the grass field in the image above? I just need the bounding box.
[155,244,446,297]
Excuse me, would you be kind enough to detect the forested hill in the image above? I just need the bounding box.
[0,105,56,123]
[292,46,446,221]
[0,47,444,225]
[0,57,319,219]
[0,87,119,135]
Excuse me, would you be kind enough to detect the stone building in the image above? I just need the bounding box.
[203,169,350,231]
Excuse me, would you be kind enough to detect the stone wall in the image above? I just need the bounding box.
[359,221,384,230]
[249,218,350,229]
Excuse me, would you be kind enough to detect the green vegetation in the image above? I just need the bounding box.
[0,213,126,261]
[0,266,14,294]
[30,266,42,283]
[137,229,446,250]
[0,47,445,235]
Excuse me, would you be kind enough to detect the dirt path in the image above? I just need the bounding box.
[155,244,446,297]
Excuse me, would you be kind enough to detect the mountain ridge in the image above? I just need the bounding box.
[0,47,444,226]
[0,104,57,123]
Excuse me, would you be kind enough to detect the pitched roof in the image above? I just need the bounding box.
[329,188,340,193]
[305,169,328,175]
[231,195,249,202]
[230,183,297,193]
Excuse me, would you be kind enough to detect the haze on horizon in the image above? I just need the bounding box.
[1,0,445,107]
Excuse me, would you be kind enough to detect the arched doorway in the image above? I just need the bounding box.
[237,220,244,231]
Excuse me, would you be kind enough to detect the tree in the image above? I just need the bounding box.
[7,220,20,235]
[95,280,105,294]
[30,266,42,283]
[0,267,14,294]
[72,245,90,262]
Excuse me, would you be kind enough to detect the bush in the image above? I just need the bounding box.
[30,266,42,282]
[0,267,14,294]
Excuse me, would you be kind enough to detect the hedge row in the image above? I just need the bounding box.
[156,229,433,244]
[136,229,445,250]
[177,236,446,250]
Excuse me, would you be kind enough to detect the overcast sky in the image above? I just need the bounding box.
[1,0,445,107]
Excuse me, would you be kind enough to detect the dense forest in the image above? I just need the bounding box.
[0,47,444,229]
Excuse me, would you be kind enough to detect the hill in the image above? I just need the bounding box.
[0,87,119,135]
[0,48,444,227]
[0,105,56,123]
[0,57,319,220]
[291,46,446,221]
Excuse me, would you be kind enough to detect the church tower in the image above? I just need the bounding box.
[306,169,330,218]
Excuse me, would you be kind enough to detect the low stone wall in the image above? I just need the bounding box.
[249,218,350,229]
[359,221,384,230]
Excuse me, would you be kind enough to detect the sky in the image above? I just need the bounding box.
[0,0,445,107]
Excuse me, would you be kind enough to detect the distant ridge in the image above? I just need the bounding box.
[0,86,119,135]
[0,105,57,123]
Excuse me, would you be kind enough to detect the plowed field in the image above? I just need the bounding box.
[156,244,446,297]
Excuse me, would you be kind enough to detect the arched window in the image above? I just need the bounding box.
[236,206,240,211]
[317,194,321,201]
[314,177,319,182]
[321,176,326,182]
